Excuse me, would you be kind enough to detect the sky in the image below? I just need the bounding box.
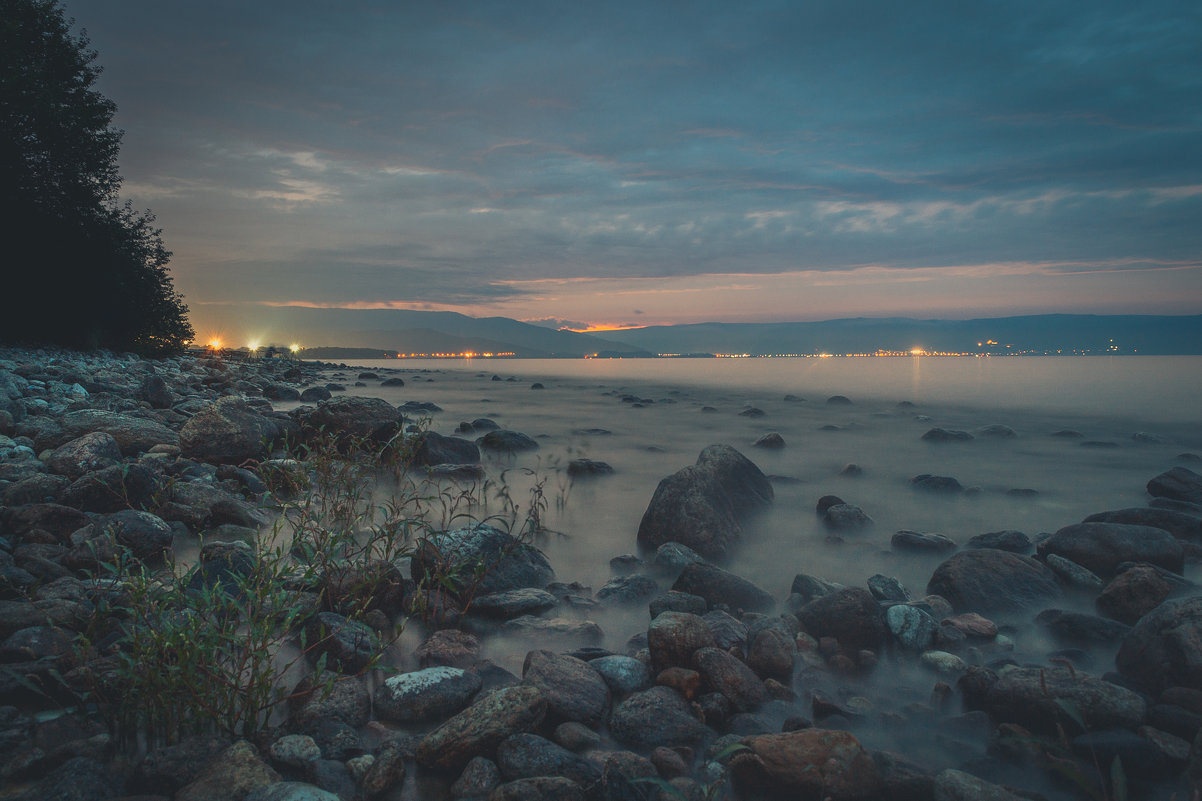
[70,0,1202,338]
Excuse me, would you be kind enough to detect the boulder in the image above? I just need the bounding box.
[671,562,774,613]
[373,666,481,723]
[797,588,885,654]
[1116,596,1202,693]
[926,550,1061,615]
[61,462,158,512]
[911,474,965,493]
[891,530,957,552]
[476,430,540,452]
[45,409,178,455]
[692,646,768,711]
[1037,522,1183,577]
[966,530,1031,553]
[1084,507,1202,543]
[521,650,610,727]
[608,686,709,750]
[180,397,285,465]
[495,732,600,787]
[1096,564,1174,624]
[1148,467,1202,505]
[416,684,547,771]
[566,458,614,477]
[301,396,402,444]
[983,666,1146,735]
[732,728,881,801]
[933,769,1026,801]
[412,431,480,467]
[411,523,554,597]
[44,432,121,479]
[648,611,716,673]
[636,444,772,560]
[176,740,281,801]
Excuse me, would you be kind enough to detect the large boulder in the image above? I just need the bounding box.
[670,562,774,613]
[692,646,769,712]
[411,523,554,597]
[180,397,286,465]
[416,685,547,772]
[45,409,178,455]
[1148,467,1202,505]
[648,611,716,673]
[636,444,772,560]
[608,686,709,750]
[1116,596,1202,693]
[412,431,480,467]
[1037,522,1184,577]
[301,396,402,445]
[732,728,882,801]
[926,549,1062,615]
[1084,507,1202,543]
[796,588,885,654]
[495,733,601,788]
[43,432,122,479]
[982,666,1146,734]
[373,666,481,723]
[521,650,610,728]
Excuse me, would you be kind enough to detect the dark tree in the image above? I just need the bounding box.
[1,0,193,354]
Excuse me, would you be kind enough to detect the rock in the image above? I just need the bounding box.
[886,605,940,651]
[298,386,331,403]
[926,550,1061,615]
[566,458,614,477]
[133,735,231,795]
[933,769,1025,801]
[416,629,481,669]
[374,666,481,723]
[180,397,286,465]
[596,575,660,605]
[360,739,407,799]
[1148,467,1202,505]
[264,384,301,401]
[1037,522,1183,577]
[301,396,402,444]
[921,650,966,675]
[746,626,797,681]
[636,444,772,560]
[822,503,873,531]
[95,509,173,563]
[609,686,709,750]
[1043,554,1104,589]
[942,612,998,640]
[522,650,610,727]
[1087,507,1202,543]
[648,611,716,673]
[693,646,768,711]
[797,588,884,655]
[867,574,909,603]
[1117,597,1202,693]
[468,588,557,619]
[1035,609,1131,645]
[138,374,174,408]
[826,395,853,406]
[790,573,843,604]
[652,542,704,573]
[11,756,118,801]
[978,424,1017,439]
[671,563,774,613]
[0,472,69,506]
[965,530,1031,553]
[61,462,159,513]
[411,523,554,597]
[1096,564,1174,624]
[590,655,652,696]
[44,432,121,479]
[268,734,321,769]
[450,756,501,799]
[47,410,178,455]
[921,428,973,442]
[490,776,584,801]
[732,728,881,801]
[176,740,281,801]
[412,431,480,467]
[983,666,1146,734]
[739,406,765,417]
[245,782,341,801]
[752,433,785,449]
[495,732,601,787]
[288,675,371,732]
[416,684,547,772]
[304,612,379,673]
[503,616,603,645]
[476,430,540,452]
[911,474,964,493]
[891,530,957,552]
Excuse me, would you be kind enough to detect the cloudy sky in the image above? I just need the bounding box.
[72,0,1201,337]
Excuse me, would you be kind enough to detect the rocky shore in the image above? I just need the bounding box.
[2,346,1202,801]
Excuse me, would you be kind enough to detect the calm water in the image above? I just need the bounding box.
[301,355,1200,789]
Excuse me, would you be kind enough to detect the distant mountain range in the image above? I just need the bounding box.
[271,307,1202,357]
[601,314,1202,356]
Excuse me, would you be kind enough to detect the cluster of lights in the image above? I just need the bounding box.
[394,351,514,358]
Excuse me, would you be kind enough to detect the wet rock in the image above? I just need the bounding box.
[1148,467,1202,506]
[636,444,773,560]
[495,732,601,787]
[1117,596,1202,693]
[46,410,178,455]
[921,428,973,442]
[984,666,1146,734]
[966,530,1031,553]
[1070,729,1177,779]
[926,550,1061,615]
[245,782,340,801]
[503,616,603,645]
[671,562,774,613]
[746,626,797,681]
[1096,564,1174,624]
[301,396,402,445]
[732,728,881,801]
[411,431,480,467]
[693,646,768,711]
[822,503,873,531]
[416,684,547,772]
[891,530,957,552]
[739,406,765,417]
[468,588,557,620]
[978,424,1017,439]
[522,650,610,727]
[752,433,785,449]
[589,655,651,696]
[609,686,709,750]
[450,755,501,798]
[566,458,614,477]
[911,474,964,493]
[649,611,716,673]
[11,755,119,801]
[1085,507,1202,543]
[44,432,122,479]
[1043,553,1104,589]
[176,740,281,801]
[304,612,379,673]
[267,734,321,770]
[476,430,539,452]
[1035,609,1131,646]
[78,509,173,565]
[374,666,481,723]
[868,574,910,603]
[703,610,749,650]
[1038,522,1183,578]
[180,397,286,465]
[886,604,940,651]
[652,542,704,573]
[411,523,554,596]
[596,575,659,605]
[933,769,1025,801]
[826,395,853,406]
[133,735,231,796]
[491,776,584,801]
[416,629,481,669]
[288,675,371,732]
[797,588,884,655]
[649,591,707,617]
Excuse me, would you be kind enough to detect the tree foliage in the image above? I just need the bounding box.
[1,0,193,355]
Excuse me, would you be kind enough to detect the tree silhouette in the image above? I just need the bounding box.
[1,0,193,354]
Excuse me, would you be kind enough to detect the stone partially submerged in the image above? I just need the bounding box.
[636,444,773,560]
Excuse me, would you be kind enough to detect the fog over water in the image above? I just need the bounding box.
[304,356,1200,781]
